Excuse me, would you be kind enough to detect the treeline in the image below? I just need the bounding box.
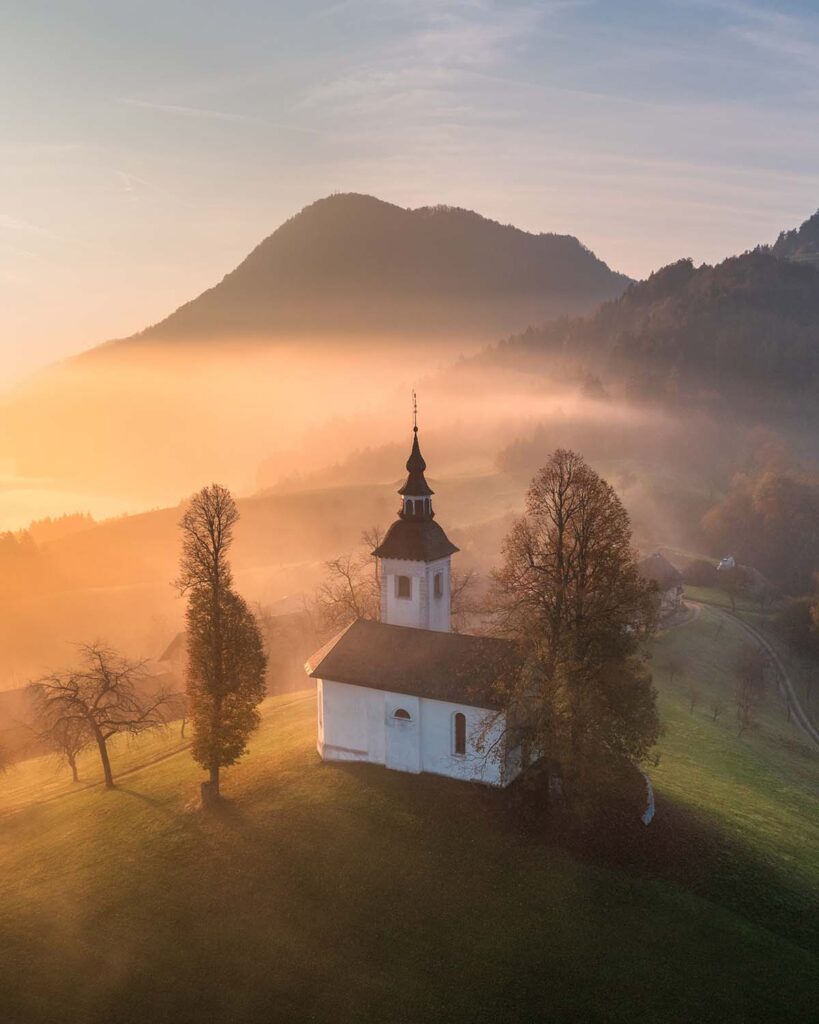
[702,468,819,595]
[0,514,95,598]
[485,251,819,407]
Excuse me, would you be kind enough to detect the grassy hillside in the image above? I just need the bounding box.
[650,606,818,941]
[684,585,819,729]
[1,655,817,1024]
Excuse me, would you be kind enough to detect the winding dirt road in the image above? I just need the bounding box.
[688,600,819,748]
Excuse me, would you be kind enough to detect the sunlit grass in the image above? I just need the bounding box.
[651,605,819,904]
[0,666,817,1023]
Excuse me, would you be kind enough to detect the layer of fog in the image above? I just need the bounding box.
[1,333,812,691]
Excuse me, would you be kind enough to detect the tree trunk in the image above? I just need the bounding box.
[68,755,79,783]
[180,717,187,738]
[200,765,221,808]
[93,728,115,789]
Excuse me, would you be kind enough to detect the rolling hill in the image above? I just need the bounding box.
[113,193,631,347]
[0,615,817,1024]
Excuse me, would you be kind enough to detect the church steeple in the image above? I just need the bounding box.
[372,395,458,632]
[398,400,434,519]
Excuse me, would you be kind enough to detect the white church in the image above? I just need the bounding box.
[306,420,524,787]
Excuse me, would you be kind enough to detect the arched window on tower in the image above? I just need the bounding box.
[453,712,466,755]
[394,708,411,721]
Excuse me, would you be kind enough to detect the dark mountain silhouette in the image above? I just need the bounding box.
[115,193,630,346]
[484,251,819,404]
[764,208,819,268]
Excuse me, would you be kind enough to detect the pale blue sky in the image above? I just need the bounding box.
[3,0,819,383]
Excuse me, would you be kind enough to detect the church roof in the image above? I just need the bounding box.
[398,430,434,497]
[372,518,459,562]
[305,619,516,709]
[637,552,684,591]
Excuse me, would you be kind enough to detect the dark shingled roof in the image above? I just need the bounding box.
[158,632,186,663]
[372,518,459,562]
[638,552,684,591]
[306,619,516,709]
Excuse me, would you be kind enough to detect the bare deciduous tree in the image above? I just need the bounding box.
[41,715,91,782]
[450,569,479,634]
[29,643,170,789]
[666,651,689,685]
[316,552,381,632]
[734,643,767,737]
[313,527,384,637]
[709,696,726,722]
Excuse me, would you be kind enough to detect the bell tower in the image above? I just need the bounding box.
[372,397,458,632]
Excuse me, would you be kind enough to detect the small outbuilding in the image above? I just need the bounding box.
[637,551,685,621]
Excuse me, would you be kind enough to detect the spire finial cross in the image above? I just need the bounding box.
[412,390,418,433]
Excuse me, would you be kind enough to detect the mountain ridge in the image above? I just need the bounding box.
[109,192,631,347]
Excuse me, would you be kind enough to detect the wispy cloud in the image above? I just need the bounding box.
[122,97,268,125]
[122,97,329,138]
[299,1,562,117]
[690,0,819,62]
[0,214,54,238]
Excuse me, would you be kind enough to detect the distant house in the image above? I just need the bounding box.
[305,422,523,787]
[157,632,187,676]
[638,552,684,621]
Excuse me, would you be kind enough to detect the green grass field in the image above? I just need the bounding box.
[684,584,819,729]
[650,605,819,947]
[0,621,817,1024]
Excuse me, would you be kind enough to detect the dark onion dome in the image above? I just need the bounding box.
[306,619,517,709]
[373,518,459,562]
[398,429,434,497]
[373,424,458,561]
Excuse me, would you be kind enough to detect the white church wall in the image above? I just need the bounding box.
[318,678,377,761]
[380,558,429,629]
[419,698,506,786]
[380,556,451,631]
[317,679,518,787]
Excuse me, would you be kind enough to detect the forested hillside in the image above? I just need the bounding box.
[485,252,819,407]
[766,208,819,267]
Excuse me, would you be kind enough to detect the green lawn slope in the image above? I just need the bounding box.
[0,644,817,1024]
[650,605,818,948]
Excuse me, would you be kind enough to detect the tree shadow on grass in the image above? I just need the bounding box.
[329,760,818,954]
[510,785,819,956]
[116,785,180,819]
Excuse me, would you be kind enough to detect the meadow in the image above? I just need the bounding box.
[0,614,816,1024]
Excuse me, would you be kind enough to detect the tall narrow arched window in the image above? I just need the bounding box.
[453,712,466,755]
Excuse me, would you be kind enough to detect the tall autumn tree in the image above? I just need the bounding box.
[177,485,267,801]
[490,449,659,796]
